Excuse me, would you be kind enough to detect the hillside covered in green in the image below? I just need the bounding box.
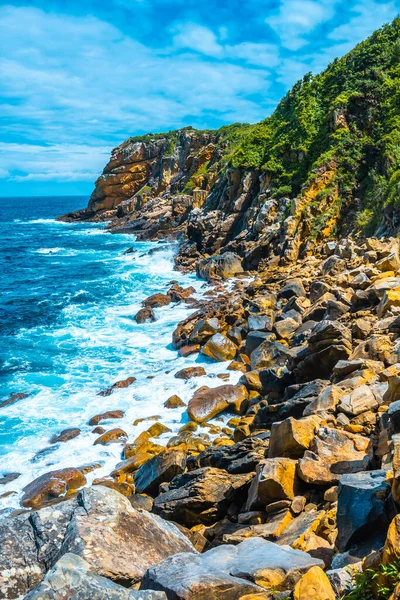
[227,17,400,236]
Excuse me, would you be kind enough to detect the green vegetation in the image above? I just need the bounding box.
[230,18,400,232]
[342,561,400,599]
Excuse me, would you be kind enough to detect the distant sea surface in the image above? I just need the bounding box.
[0,196,238,510]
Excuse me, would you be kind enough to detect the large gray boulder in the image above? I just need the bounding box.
[141,537,323,598]
[61,486,196,586]
[25,553,166,600]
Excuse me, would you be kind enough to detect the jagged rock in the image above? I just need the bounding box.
[141,538,323,596]
[277,510,325,547]
[153,467,252,527]
[303,385,344,416]
[336,470,392,551]
[309,281,330,303]
[134,449,187,495]
[187,384,247,423]
[50,428,81,444]
[175,366,206,379]
[197,252,243,281]
[278,278,306,300]
[248,315,273,332]
[298,427,372,484]
[135,307,156,323]
[246,458,299,509]
[189,318,220,343]
[25,553,167,599]
[89,410,125,425]
[187,437,268,474]
[337,384,379,416]
[61,486,196,585]
[268,416,321,459]
[21,468,87,509]
[201,333,237,361]
[250,339,294,371]
[293,565,335,600]
[0,513,44,599]
[164,395,186,408]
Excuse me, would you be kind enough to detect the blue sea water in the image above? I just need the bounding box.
[0,196,239,510]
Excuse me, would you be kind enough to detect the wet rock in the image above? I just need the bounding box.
[0,472,20,485]
[187,384,248,423]
[89,410,125,425]
[21,468,87,509]
[246,458,299,509]
[298,427,372,485]
[201,333,237,362]
[178,344,200,357]
[50,428,81,444]
[142,538,323,596]
[336,470,391,551]
[143,293,172,308]
[98,378,136,397]
[61,486,196,586]
[25,553,167,599]
[0,391,29,409]
[135,307,156,323]
[154,467,252,527]
[93,428,127,445]
[164,395,186,408]
[175,366,206,380]
[134,449,187,495]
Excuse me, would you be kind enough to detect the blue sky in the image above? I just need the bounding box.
[0,0,399,197]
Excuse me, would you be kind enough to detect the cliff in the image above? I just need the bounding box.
[59,18,400,266]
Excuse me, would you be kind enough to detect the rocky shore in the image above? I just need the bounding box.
[4,230,400,599]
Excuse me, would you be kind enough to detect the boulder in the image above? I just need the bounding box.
[50,428,81,444]
[278,278,306,300]
[98,377,136,397]
[187,384,248,423]
[141,538,323,596]
[21,468,87,509]
[187,437,268,474]
[246,458,299,510]
[153,467,252,527]
[0,513,44,599]
[268,416,320,459]
[61,486,196,586]
[135,307,156,323]
[175,366,206,380]
[189,318,220,344]
[89,410,125,425]
[250,339,294,371]
[143,293,172,308]
[201,333,237,362]
[25,553,167,600]
[93,428,127,445]
[293,565,335,600]
[337,384,379,416]
[197,252,244,281]
[134,449,187,495]
[336,470,391,551]
[298,427,372,485]
[164,395,186,409]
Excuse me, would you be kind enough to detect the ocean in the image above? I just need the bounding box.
[0,196,239,511]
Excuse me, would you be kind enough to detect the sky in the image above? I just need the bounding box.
[0,0,399,197]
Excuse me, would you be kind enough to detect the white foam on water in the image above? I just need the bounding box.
[34,247,63,254]
[0,232,242,512]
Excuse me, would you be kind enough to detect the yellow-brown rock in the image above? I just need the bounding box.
[293,565,336,600]
[21,467,86,508]
[246,458,299,509]
[201,333,237,362]
[383,514,400,565]
[187,384,248,423]
[164,395,186,408]
[377,287,400,317]
[93,428,127,445]
[269,416,321,459]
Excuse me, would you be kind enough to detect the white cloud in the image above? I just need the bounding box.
[0,142,110,183]
[172,23,223,56]
[0,7,274,184]
[266,0,342,50]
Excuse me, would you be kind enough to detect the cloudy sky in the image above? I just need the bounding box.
[0,0,399,196]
